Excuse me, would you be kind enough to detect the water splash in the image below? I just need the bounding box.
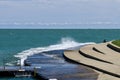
[14,37,95,66]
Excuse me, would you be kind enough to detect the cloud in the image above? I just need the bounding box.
[0,0,31,1]
[0,21,119,26]
[0,0,120,24]
[0,0,117,7]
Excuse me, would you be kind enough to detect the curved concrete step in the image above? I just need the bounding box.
[79,44,120,65]
[93,43,120,62]
[64,50,120,78]
[107,42,120,53]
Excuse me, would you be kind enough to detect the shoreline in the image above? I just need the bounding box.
[64,41,120,80]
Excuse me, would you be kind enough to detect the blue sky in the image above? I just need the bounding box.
[0,0,120,29]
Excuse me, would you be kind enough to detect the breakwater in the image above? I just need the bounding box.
[0,66,47,80]
[0,50,98,80]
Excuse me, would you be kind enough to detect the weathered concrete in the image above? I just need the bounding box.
[80,44,120,65]
[64,42,120,80]
[107,42,120,53]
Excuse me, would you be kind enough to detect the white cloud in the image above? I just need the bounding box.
[0,0,120,24]
[0,0,118,7]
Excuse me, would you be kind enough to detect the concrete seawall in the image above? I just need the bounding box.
[107,42,120,53]
[64,42,120,80]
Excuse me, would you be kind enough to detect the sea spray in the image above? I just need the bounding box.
[14,37,95,66]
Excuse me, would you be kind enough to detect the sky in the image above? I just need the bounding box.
[0,0,120,29]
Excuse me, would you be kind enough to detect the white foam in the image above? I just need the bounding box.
[14,37,95,66]
[5,61,18,66]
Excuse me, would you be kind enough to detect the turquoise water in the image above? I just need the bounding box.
[0,29,120,64]
[0,29,120,80]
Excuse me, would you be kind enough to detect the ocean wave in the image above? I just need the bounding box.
[14,37,95,66]
[6,61,18,66]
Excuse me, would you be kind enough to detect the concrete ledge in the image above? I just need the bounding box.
[107,42,120,53]
[93,43,120,62]
[79,50,113,64]
[64,51,120,78]
[63,42,120,80]
[92,47,105,54]
[79,44,119,65]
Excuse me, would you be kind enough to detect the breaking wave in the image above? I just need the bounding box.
[14,37,95,66]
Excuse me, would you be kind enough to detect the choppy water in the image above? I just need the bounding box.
[0,29,120,80]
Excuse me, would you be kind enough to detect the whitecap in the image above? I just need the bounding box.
[14,37,95,66]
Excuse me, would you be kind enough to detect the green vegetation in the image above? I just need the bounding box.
[112,40,120,47]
